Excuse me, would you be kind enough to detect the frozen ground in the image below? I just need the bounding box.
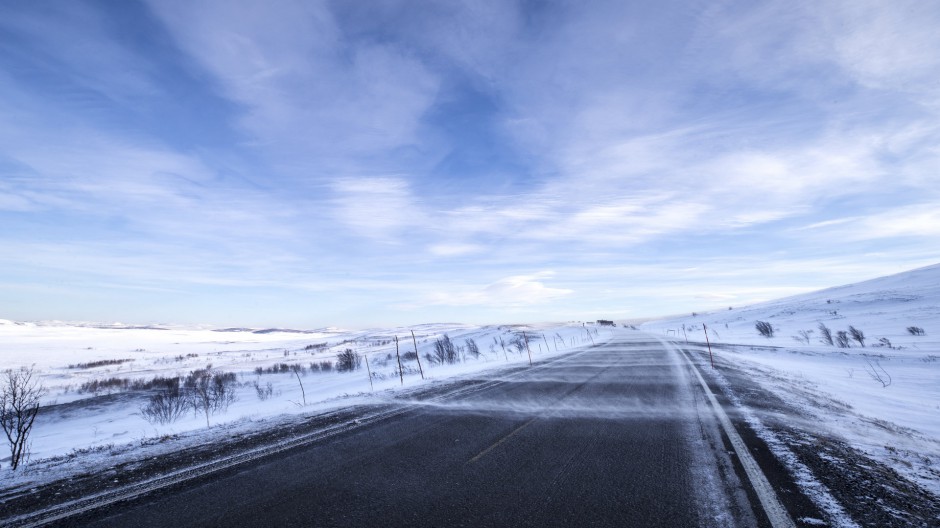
[2,263,938,522]
[643,263,940,499]
[0,319,603,490]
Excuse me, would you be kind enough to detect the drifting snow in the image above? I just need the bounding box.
[0,320,601,480]
[643,263,940,498]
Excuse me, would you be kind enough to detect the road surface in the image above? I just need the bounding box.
[68,332,789,527]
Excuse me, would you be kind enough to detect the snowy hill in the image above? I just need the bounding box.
[643,263,940,497]
[648,262,939,345]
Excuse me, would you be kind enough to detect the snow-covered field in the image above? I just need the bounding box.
[643,263,940,497]
[2,263,938,511]
[0,319,603,482]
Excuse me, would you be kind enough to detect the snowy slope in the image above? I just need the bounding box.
[643,263,940,496]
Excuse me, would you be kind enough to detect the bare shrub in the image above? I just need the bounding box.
[1,366,46,470]
[835,331,851,348]
[792,329,814,345]
[78,377,130,395]
[319,361,333,372]
[336,349,362,372]
[140,385,188,425]
[818,323,834,346]
[907,326,926,336]
[848,326,866,347]
[509,334,527,354]
[253,381,274,401]
[432,335,459,365]
[865,359,892,388]
[68,358,133,369]
[465,338,480,360]
[755,321,774,338]
[184,367,238,427]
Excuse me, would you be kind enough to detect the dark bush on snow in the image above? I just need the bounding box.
[835,331,851,348]
[755,321,774,338]
[336,349,361,372]
[848,326,866,347]
[432,335,459,364]
[818,323,834,346]
[140,386,188,425]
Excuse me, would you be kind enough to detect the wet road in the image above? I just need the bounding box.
[72,332,767,527]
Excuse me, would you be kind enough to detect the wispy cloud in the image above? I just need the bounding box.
[330,177,425,241]
[145,0,440,170]
[422,272,573,308]
[1,1,939,327]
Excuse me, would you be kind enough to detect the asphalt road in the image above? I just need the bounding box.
[70,332,772,527]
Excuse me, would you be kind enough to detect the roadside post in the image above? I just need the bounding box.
[411,330,425,380]
[522,331,533,366]
[394,336,404,385]
[703,324,715,368]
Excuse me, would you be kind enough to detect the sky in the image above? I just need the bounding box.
[1,0,939,329]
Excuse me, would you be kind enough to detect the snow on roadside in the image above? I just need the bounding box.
[0,319,606,489]
[642,263,940,497]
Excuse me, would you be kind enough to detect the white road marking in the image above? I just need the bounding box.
[660,337,797,528]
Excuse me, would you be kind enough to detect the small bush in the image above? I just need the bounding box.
[907,326,926,336]
[319,361,333,372]
[432,335,459,364]
[140,387,188,425]
[184,367,238,427]
[848,326,866,347]
[465,338,480,360]
[253,381,274,401]
[509,334,527,354]
[835,331,851,348]
[78,377,130,394]
[336,349,361,372]
[865,359,891,388]
[755,321,774,338]
[68,358,133,369]
[792,329,813,344]
[818,323,834,346]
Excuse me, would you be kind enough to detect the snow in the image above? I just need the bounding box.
[643,262,940,498]
[2,262,938,508]
[0,320,603,482]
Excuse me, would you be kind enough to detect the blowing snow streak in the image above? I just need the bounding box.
[62,332,806,528]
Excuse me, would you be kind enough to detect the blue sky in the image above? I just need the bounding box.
[2,0,939,328]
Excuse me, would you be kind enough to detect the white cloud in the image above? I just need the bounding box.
[330,177,424,240]
[423,272,572,307]
[821,1,940,103]
[428,243,484,257]
[808,205,940,242]
[146,0,440,165]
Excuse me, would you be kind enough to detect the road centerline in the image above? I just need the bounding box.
[467,416,538,464]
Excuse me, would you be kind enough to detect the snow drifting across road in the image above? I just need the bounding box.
[0,320,603,490]
[643,263,940,509]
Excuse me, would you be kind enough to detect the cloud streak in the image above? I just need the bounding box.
[1,0,938,327]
